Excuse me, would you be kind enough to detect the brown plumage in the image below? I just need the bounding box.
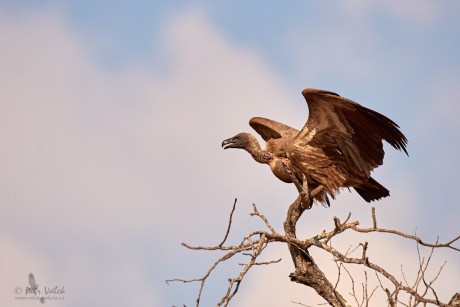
[222,88,408,207]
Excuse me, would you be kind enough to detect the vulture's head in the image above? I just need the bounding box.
[222,132,256,150]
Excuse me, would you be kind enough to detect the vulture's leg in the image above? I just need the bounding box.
[300,175,312,209]
[290,174,303,193]
[295,179,310,207]
[281,161,312,208]
[286,171,311,208]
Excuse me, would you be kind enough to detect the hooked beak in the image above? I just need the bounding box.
[222,137,236,149]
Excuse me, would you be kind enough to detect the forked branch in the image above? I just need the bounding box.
[167,198,460,306]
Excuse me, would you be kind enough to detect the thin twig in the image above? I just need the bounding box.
[250,203,276,234]
[219,198,238,247]
[371,207,377,229]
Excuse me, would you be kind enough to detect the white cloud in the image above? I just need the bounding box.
[0,6,293,235]
[0,5,298,306]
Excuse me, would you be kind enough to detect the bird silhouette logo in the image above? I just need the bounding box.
[26,273,45,304]
[28,273,38,291]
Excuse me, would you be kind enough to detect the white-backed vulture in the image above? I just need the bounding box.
[222,88,408,207]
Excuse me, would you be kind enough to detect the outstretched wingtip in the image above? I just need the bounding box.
[302,88,340,98]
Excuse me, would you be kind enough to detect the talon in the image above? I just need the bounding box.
[300,191,312,209]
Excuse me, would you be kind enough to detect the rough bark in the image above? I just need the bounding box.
[284,197,350,307]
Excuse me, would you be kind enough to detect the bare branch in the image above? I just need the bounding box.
[290,301,312,306]
[240,258,282,266]
[371,207,377,229]
[449,292,460,306]
[351,225,460,252]
[169,200,459,306]
[250,203,276,234]
[305,207,460,306]
[219,198,238,247]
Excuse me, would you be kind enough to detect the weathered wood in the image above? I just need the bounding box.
[284,196,351,307]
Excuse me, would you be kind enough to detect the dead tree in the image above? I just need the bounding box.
[167,198,460,306]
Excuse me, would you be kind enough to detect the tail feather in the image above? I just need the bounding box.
[353,177,389,202]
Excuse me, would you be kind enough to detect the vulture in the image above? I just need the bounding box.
[222,89,408,207]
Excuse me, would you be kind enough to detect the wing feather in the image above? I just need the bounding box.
[249,117,298,141]
[295,89,408,177]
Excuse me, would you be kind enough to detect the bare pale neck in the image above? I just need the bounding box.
[245,140,272,164]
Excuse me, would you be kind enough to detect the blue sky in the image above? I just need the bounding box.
[1,1,459,306]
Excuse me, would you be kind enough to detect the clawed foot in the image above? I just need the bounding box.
[285,168,313,209]
[291,174,312,209]
[300,191,313,209]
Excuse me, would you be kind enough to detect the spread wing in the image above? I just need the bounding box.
[249,117,298,141]
[295,89,408,177]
